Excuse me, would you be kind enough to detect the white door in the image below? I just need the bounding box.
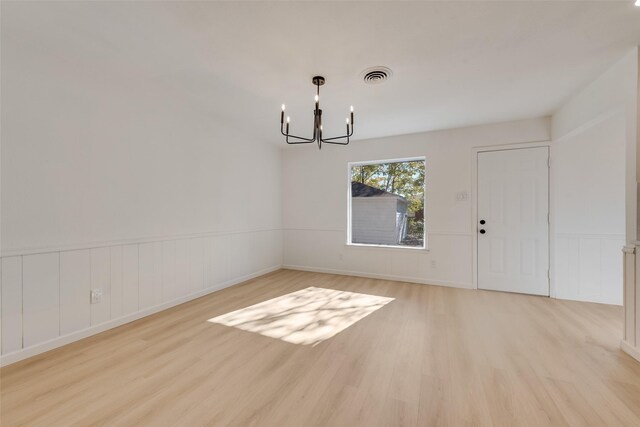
[477,147,549,296]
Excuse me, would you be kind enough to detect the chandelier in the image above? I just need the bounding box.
[280,76,354,150]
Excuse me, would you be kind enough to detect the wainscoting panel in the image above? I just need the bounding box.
[622,246,637,359]
[59,250,91,335]
[188,238,205,295]
[109,246,124,319]
[228,232,252,280]
[22,253,60,348]
[90,247,111,326]
[636,247,640,347]
[0,229,282,366]
[121,244,140,316]
[555,234,625,305]
[139,242,162,310]
[205,235,229,288]
[283,229,474,289]
[1,257,23,355]
[161,240,177,304]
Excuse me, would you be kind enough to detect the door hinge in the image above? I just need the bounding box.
[548,269,551,280]
[548,212,550,224]
[548,157,551,168]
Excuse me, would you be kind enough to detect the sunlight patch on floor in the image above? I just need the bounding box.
[207,287,394,346]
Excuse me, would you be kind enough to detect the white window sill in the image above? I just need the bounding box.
[345,243,430,253]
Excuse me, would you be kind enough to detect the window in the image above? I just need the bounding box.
[348,158,426,249]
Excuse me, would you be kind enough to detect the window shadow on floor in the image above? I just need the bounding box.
[207,287,394,346]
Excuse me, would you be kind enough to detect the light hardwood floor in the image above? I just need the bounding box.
[1,269,640,426]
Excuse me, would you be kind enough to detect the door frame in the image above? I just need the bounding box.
[471,141,553,296]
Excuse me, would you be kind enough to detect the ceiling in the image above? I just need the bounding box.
[3,1,640,145]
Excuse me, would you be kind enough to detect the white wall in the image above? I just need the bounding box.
[0,61,282,254]
[552,113,625,304]
[552,48,638,244]
[0,7,283,364]
[282,118,550,288]
[551,48,639,360]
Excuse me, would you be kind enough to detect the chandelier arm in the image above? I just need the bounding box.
[320,130,352,142]
[321,135,350,141]
[320,134,350,144]
[321,125,352,144]
[286,134,315,143]
[322,139,350,146]
[281,123,315,142]
[286,139,314,145]
[322,118,354,140]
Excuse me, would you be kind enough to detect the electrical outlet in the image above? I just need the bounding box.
[90,289,103,304]
[430,260,437,269]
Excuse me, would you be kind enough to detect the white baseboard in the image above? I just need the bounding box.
[621,340,640,363]
[282,264,473,290]
[555,293,623,306]
[0,265,281,367]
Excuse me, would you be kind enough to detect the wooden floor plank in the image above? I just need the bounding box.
[1,269,638,426]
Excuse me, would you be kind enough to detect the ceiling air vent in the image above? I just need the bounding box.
[361,66,392,84]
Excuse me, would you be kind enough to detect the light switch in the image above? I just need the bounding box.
[456,191,468,201]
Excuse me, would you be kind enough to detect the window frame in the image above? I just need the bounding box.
[346,156,428,251]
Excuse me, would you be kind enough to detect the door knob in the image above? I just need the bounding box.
[479,229,486,234]
[480,220,486,225]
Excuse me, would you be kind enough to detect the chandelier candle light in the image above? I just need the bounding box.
[280,76,354,150]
